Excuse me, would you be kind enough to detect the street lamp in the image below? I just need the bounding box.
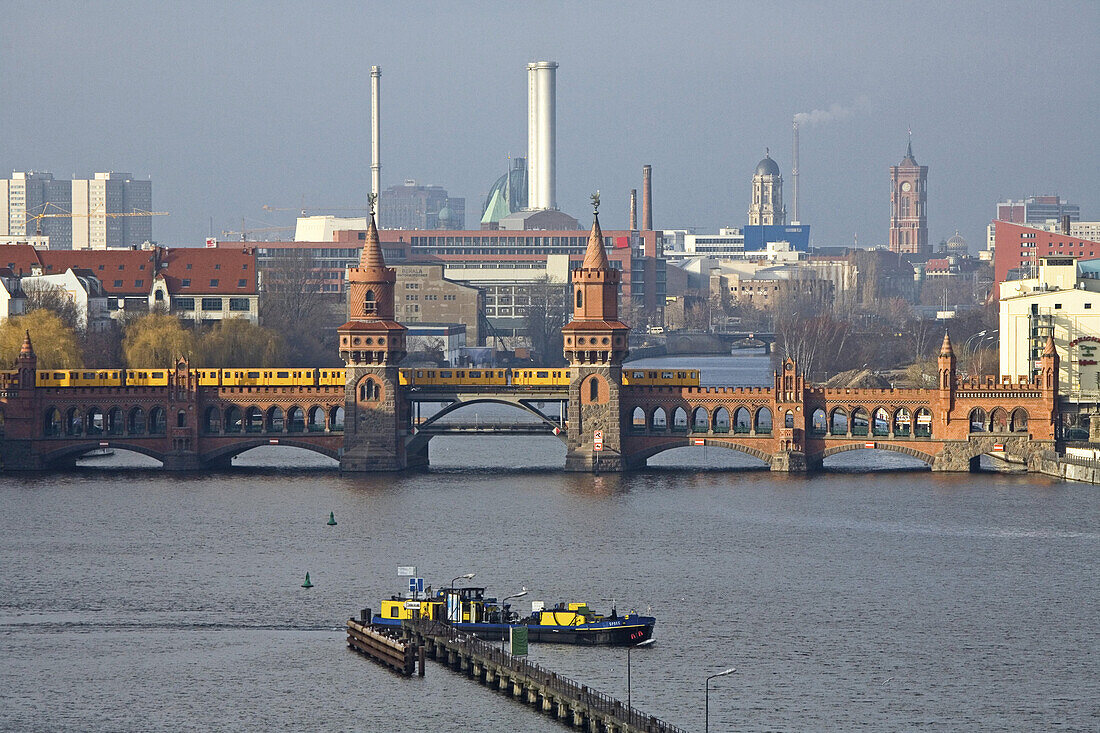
[449,573,475,623]
[705,667,736,733]
[499,588,528,653]
[627,638,655,709]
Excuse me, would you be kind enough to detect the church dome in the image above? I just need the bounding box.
[945,231,967,254]
[436,206,451,228]
[755,154,780,177]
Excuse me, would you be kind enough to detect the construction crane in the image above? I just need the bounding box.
[263,204,371,216]
[221,225,294,242]
[23,202,168,236]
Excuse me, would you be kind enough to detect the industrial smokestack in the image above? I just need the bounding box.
[629,189,638,231]
[791,119,800,224]
[641,165,652,230]
[371,65,381,224]
[527,61,558,210]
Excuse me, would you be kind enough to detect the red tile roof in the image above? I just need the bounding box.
[0,244,257,296]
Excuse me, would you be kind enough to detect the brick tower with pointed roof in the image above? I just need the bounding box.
[562,194,630,471]
[338,197,411,471]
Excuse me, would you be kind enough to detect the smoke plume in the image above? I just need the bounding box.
[794,97,870,126]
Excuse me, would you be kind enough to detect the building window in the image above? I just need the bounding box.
[1086,304,1092,309]
[113,280,123,287]
[135,280,143,287]
[174,297,195,311]
[186,263,192,269]
[209,279,219,287]
[228,298,250,311]
[214,264,221,270]
[237,279,246,287]
[181,278,191,287]
[201,297,223,311]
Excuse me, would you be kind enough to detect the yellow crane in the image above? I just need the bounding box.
[22,202,169,236]
[263,204,370,216]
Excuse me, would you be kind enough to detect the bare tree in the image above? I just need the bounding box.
[260,249,343,366]
[522,275,568,365]
[23,282,83,333]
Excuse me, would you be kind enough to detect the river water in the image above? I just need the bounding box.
[1,356,1096,731]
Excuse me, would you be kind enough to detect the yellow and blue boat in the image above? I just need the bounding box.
[371,586,655,646]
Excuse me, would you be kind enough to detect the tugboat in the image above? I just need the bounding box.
[370,586,655,646]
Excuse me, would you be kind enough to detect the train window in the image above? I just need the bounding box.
[152,372,164,379]
[440,371,452,378]
[676,372,685,378]
[633,372,644,378]
[54,373,64,379]
[139,372,147,378]
[536,371,548,378]
[277,371,289,378]
[83,372,94,379]
[457,372,465,378]
[661,372,673,379]
[416,371,423,378]
[247,371,260,378]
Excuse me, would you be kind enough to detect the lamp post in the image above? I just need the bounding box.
[448,573,475,624]
[627,638,654,709]
[499,589,528,653]
[705,667,736,733]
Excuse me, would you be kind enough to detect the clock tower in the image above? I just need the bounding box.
[889,133,929,255]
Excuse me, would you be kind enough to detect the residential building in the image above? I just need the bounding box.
[889,136,929,255]
[380,180,465,230]
[999,256,1100,402]
[0,267,110,330]
[0,171,153,249]
[0,244,258,324]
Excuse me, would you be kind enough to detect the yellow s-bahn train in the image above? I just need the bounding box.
[17,366,700,389]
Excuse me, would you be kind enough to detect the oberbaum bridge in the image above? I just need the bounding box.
[0,200,1059,474]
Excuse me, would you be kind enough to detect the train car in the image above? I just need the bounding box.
[72,370,124,387]
[219,369,266,387]
[125,369,170,386]
[510,369,572,388]
[36,370,74,387]
[318,368,345,386]
[0,370,17,390]
[264,369,317,386]
[193,368,222,386]
[621,369,700,387]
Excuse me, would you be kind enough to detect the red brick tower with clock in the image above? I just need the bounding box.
[889,133,929,255]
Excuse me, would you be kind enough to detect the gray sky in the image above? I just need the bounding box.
[2,1,1097,251]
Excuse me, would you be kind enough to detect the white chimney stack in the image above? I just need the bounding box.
[791,118,800,224]
[526,61,558,210]
[371,65,382,223]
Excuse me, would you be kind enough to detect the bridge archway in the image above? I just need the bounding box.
[405,396,568,459]
[818,443,936,468]
[627,438,772,468]
[39,441,168,468]
[200,439,341,465]
[754,407,772,434]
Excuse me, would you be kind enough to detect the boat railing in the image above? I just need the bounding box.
[405,617,687,733]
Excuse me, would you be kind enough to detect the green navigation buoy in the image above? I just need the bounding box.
[302,572,313,588]
[327,511,337,526]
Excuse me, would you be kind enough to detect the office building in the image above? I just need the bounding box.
[992,219,1100,287]
[0,171,153,249]
[379,180,465,230]
[996,196,1080,226]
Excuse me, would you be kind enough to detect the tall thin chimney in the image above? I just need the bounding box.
[641,165,653,230]
[791,119,800,224]
[629,189,638,231]
[527,61,558,210]
[371,65,382,224]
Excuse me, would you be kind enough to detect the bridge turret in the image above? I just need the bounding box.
[1039,334,1058,393]
[563,194,630,472]
[337,197,411,471]
[17,330,36,390]
[937,331,955,392]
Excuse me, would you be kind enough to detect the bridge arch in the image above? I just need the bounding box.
[287,406,306,433]
[149,407,166,435]
[733,406,752,434]
[810,408,827,436]
[990,407,1009,433]
[671,406,688,431]
[691,406,708,432]
[200,439,341,465]
[650,406,667,431]
[267,406,284,432]
[44,407,62,436]
[627,438,772,467]
[713,406,730,432]
[38,441,168,468]
[405,396,568,456]
[969,407,987,432]
[754,407,772,434]
[818,443,936,467]
[829,407,848,435]
[129,407,147,435]
[107,407,124,436]
[1010,408,1028,432]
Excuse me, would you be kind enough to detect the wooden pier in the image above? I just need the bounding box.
[346,615,423,677]
[403,617,687,733]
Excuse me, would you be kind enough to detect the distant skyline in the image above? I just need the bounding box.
[2,1,1097,251]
